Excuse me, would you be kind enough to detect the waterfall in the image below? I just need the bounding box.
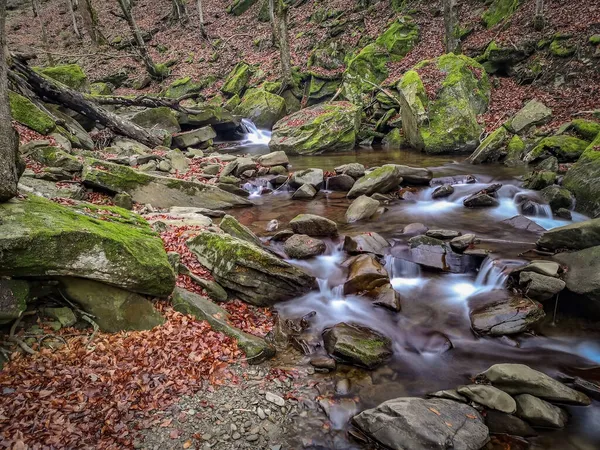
[474,257,515,290]
[385,255,422,279]
[241,118,271,145]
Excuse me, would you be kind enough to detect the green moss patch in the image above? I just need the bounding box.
[9,91,55,135]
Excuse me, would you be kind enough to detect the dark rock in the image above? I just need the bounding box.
[290,214,338,237]
[502,215,546,233]
[515,394,568,428]
[457,384,516,414]
[323,322,392,369]
[537,218,600,251]
[365,283,401,312]
[464,193,500,208]
[518,271,565,301]
[432,184,454,198]
[470,296,545,335]
[450,233,476,253]
[326,174,355,191]
[343,233,390,256]
[426,229,462,240]
[485,411,537,437]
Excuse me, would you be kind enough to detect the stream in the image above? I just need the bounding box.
[223,128,600,449]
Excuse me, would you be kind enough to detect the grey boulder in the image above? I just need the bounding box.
[457,384,516,414]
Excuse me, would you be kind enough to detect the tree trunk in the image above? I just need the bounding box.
[117,0,163,79]
[11,57,162,147]
[0,0,20,202]
[171,0,189,24]
[81,0,104,46]
[442,0,461,54]
[32,0,55,65]
[268,0,278,46]
[276,0,291,88]
[534,0,544,31]
[196,0,206,38]
[66,0,81,38]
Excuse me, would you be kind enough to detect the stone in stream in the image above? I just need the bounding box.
[171,287,274,363]
[186,231,315,306]
[426,229,462,240]
[335,163,365,179]
[450,233,476,253]
[283,234,326,259]
[457,384,516,414]
[309,355,336,371]
[427,389,468,403]
[402,223,429,236]
[352,397,489,450]
[233,88,286,129]
[537,218,600,251]
[322,322,392,369]
[479,363,591,405]
[365,283,401,312]
[343,254,390,295]
[463,193,499,208]
[220,214,262,246]
[270,229,294,242]
[515,394,568,428]
[171,126,217,148]
[431,184,454,198]
[517,260,560,278]
[408,235,447,270]
[82,159,251,210]
[289,168,324,189]
[540,185,574,211]
[256,151,289,167]
[347,165,403,198]
[343,232,390,256]
[292,183,317,199]
[233,157,257,177]
[502,215,546,233]
[0,196,175,297]
[345,195,380,223]
[470,296,545,336]
[554,246,600,310]
[485,411,537,437]
[289,214,337,237]
[523,170,557,190]
[60,277,165,332]
[518,271,565,301]
[390,165,432,185]
[326,174,355,191]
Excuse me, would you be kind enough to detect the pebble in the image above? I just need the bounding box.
[232,432,241,440]
[265,392,285,407]
[246,434,259,442]
[257,407,266,420]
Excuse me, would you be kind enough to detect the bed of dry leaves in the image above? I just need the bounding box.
[0,304,242,449]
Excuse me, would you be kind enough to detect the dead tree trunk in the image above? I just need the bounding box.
[11,58,162,147]
[81,0,104,46]
[196,0,207,38]
[0,0,20,201]
[32,0,55,65]
[170,0,189,24]
[268,0,278,46]
[534,0,544,31]
[66,0,81,38]
[276,0,292,88]
[117,0,164,79]
[442,0,461,54]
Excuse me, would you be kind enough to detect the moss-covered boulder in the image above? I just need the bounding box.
[177,105,238,131]
[90,82,113,96]
[172,287,274,362]
[540,185,574,211]
[60,277,165,332]
[186,231,315,306]
[397,54,490,154]
[233,89,286,129]
[82,159,251,210]
[559,119,600,141]
[322,322,392,369]
[468,126,510,164]
[270,102,360,155]
[226,0,258,16]
[347,165,403,198]
[0,280,29,325]
[9,91,55,135]
[524,135,590,163]
[0,196,175,296]
[523,170,556,190]
[220,214,262,246]
[221,62,254,97]
[44,104,95,150]
[343,17,418,104]
[24,145,83,172]
[40,64,89,92]
[550,35,576,58]
[563,133,600,217]
[382,128,405,149]
[163,76,206,99]
[131,107,181,134]
[307,76,341,104]
[482,0,522,28]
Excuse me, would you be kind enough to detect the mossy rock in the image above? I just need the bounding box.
[90,82,113,96]
[590,35,600,46]
[569,119,600,141]
[40,64,89,92]
[563,133,600,217]
[131,107,181,134]
[0,196,175,296]
[382,128,405,149]
[224,94,241,111]
[540,185,574,211]
[222,62,254,97]
[9,91,55,135]
[504,134,527,166]
[220,214,262,246]
[44,104,95,150]
[0,280,29,325]
[163,76,206,99]
[523,170,556,190]
[308,43,346,71]
[550,37,576,57]
[226,0,258,16]
[468,126,510,164]
[323,322,392,369]
[524,135,590,163]
[343,17,418,104]
[307,76,341,103]
[61,277,165,332]
[233,88,286,129]
[397,54,490,154]
[270,101,361,155]
[258,0,270,22]
[482,0,521,29]
[25,145,83,172]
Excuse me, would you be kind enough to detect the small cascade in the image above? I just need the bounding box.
[474,257,522,291]
[385,255,426,291]
[241,118,271,145]
[317,278,344,300]
[241,179,274,198]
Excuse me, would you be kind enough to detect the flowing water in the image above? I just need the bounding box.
[228,134,600,449]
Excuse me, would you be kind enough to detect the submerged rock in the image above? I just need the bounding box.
[289,214,337,237]
[0,196,175,297]
[457,384,516,414]
[479,363,591,405]
[186,231,315,305]
[172,287,274,363]
[284,234,326,259]
[270,102,360,155]
[470,296,545,335]
[347,165,402,198]
[346,195,380,223]
[537,218,600,251]
[515,394,568,428]
[353,397,489,450]
[323,322,392,369]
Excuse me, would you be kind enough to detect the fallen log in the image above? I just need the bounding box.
[9,56,162,148]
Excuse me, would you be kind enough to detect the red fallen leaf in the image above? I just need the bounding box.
[169,429,181,439]
[160,418,173,428]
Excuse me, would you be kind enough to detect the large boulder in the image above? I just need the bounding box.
[537,218,600,251]
[131,107,181,134]
[343,17,418,104]
[563,133,600,217]
[506,100,552,135]
[343,254,389,294]
[61,277,165,332]
[289,214,337,236]
[391,164,432,185]
[540,185,574,211]
[0,196,175,297]
[524,135,590,163]
[467,126,510,164]
[82,159,251,210]
[353,397,489,450]
[9,91,55,135]
[221,62,253,96]
[518,271,565,301]
[479,363,591,405]
[323,322,392,369]
[233,89,286,129]
[397,54,490,154]
[186,231,315,305]
[24,145,82,172]
[283,234,326,259]
[343,232,390,256]
[40,64,89,92]
[346,195,380,223]
[269,102,361,155]
[171,126,217,148]
[289,168,324,189]
[172,287,274,362]
[554,246,600,307]
[347,165,402,198]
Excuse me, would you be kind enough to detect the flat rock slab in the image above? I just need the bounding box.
[353,397,489,450]
[470,296,545,336]
[457,384,516,414]
[537,218,600,251]
[343,232,390,256]
[515,394,568,428]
